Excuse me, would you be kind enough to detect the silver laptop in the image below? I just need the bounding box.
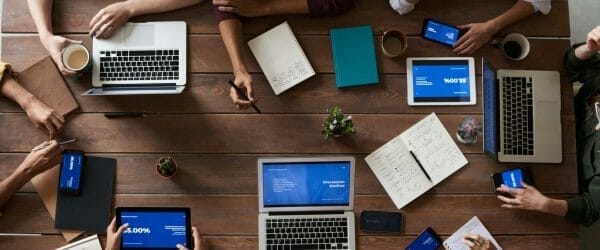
[258,157,356,250]
[482,58,562,163]
[84,21,187,95]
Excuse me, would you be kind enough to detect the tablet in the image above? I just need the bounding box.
[407,57,476,106]
[116,207,191,250]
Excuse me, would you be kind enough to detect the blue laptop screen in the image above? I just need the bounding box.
[412,60,472,102]
[483,60,498,158]
[262,161,351,207]
[120,211,188,248]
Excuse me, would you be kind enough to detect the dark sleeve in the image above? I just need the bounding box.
[307,0,355,17]
[212,5,241,24]
[564,43,600,83]
[565,176,600,226]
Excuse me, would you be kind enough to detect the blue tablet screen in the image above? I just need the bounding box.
[412,60,472,103]
[406,229,442,250]
[120,211,188,249]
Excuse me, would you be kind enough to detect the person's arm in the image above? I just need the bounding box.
[89,0,203,39]
[0,72,64,138]
[0,141,61,209]
[564,178,600,226]
[496,181,568,216]
[453,0,536,55]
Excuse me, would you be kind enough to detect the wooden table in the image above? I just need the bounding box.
[0,0,579,249]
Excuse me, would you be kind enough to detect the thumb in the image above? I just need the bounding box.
[65,38,83,44]
[458,24,472,30]
[176,244,189,250]
[116,223,129,235]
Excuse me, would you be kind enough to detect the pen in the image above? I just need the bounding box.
[104,112,148,118]
[32,139,77,152]
[59,138,77,145]
[227,80,261,114]
[409,151,433,182]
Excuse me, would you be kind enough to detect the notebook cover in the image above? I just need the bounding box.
[55,156,116,233]
[330,25,379,88]
[15,56,79,116]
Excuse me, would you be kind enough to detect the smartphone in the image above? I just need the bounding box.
[421,18,464,47]
[58,150,85,195]
[405,227,443,250]
[492,167,534,194]
[360,211,403,233]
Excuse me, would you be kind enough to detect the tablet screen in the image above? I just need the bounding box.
[118,208,190,249]
[411,59,472,103]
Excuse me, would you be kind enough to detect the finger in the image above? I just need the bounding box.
[462,239,475,247]
[453,37,473,53]
[107,217,117,231]
[176,244,189,250]
[90,15,110,38]
[41,119,57,138]
[64,38,83,45]
[460,43,478,55]
[51,116,63,132]
[32,141,51,151]
[244,83,255,101]
[457,24,473,30]
[116,223,129,236]
[454,30,472,49]
[501,204,519,209]
[96,22,113,39]
[89,9,106,29]
[464,233,480,241]
[213,0,232,5]
[53,112,66,123]
[192,227,202,249]
[497,195,519,205]
[40,140,59,154]
[218,6,238,13]
[497,184,520,195]
[234,98,252,107]
[101,21,118,39]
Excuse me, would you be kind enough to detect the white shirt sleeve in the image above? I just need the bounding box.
[523,0,551,15]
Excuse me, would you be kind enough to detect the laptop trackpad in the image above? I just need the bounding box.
[124,24,155,47]
[535,101,560,132]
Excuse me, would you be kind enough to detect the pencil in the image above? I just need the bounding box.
[227,80,261,114]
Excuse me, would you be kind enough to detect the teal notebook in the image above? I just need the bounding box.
[330,25,379,88]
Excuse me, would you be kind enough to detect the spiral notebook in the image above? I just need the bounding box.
[444,216,502,250]
[248,21,315,95]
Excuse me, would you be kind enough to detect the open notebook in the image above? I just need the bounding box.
[248,21,315,95]
[365,113,468,209]
[444,216,502,250]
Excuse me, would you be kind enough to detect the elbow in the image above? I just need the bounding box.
[310,0,355,17]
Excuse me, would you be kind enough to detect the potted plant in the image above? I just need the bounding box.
[322,106,356,139]
[456,116,482,144]
[156,156,178,178]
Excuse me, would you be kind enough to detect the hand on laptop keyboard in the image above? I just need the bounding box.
[89,2,132,39]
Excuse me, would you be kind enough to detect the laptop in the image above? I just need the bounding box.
[482,58,562,163]
[258,157,356,250]
[84,21,187,95]
[115,207,192,249]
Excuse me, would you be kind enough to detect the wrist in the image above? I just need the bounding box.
[233,66,249,76]
[121,1,140,17]
[16,92,37,112]
[540,198,568,216]
[15,162,36,180]
[485,20,502,34]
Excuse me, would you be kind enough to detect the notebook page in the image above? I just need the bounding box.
[248,22,315,95]
[443,216,502,250]
[365,135,433,209]
[401,113,468,183]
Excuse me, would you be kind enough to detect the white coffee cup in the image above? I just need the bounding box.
[61,44,91,72]
[500,33,530,61]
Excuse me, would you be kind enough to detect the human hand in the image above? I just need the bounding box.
[496,182,549,212]
[22,97,64,138]
[40,35,83,77]
[106,217,129,250]
[19,140,62,178]
[585,26,600,53]
[213,0,268,17]
[89,2,132,39]
[230,71,258,110]
[176,227,205,250]
[462,233,496,250]
[453,22,498,55]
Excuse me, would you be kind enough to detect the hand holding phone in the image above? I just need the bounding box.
[58,150,85,195]
[492,167,534,197]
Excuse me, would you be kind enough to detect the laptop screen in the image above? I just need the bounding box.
[262,161,351,208]
[482,59,498,158]
[119,210,189,249]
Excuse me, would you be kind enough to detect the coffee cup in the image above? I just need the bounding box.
[61,44,92,73]
[381,30,408,58]
[499,33,530,61]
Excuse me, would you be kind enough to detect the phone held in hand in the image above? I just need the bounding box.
[58,150,85,195]
[491,167,534,196]
[360,210,403,233]
[405,227,443,250]
[421,18,465,47]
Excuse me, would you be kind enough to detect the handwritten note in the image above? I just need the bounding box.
[444,216,503,250]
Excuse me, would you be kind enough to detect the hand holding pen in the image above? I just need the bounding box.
[227,80,261,113]
[21,140,63,177]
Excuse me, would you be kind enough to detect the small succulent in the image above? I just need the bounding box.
[322,106,356,139]
[156,156,177,177]
[457,116,482,144]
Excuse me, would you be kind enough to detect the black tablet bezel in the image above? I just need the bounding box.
[421,18,464,47]
[116,207,192,250]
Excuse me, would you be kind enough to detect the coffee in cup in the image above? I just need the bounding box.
[61,44,91,72]
[381,30,408,58]
[500,33,530,61]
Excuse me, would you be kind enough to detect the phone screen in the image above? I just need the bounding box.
[422,19,461,46]
[406,227,442,250]
[59,151,84,193]
[501,168,524,188]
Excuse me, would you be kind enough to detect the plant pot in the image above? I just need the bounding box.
[155,157,178,179]
[456,132,478,144]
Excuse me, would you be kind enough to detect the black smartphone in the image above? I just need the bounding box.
[360,211,403,233]
[492,167,534,195]
[58,150,85,195]
[405,227,443,250]
[421,18,465,47]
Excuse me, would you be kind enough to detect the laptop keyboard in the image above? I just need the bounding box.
[98,50,180,82]
[265,217,349,250]
[502,77,534,156]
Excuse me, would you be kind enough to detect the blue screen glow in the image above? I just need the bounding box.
[501,169,524,188]
[120,211,188,249]
[424,20,461,46]
[483,61,498,158]
[412,60,471,102]
[406,229,442,250]
[59,152,83,190]
[262,161,351,207]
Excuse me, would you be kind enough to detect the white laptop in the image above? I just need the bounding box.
[258,157,356,250]
[482,58,562,163]
[84,21,187,95]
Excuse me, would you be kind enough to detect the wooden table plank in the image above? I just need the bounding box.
[2,0,570,37]
[0,234,579,250]
[0,114,576,154]
[1,35,572,75]
[0,194,578,235]
[0,153,577,195]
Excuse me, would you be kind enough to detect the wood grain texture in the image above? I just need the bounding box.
[0,153,577,195]
[1,0,570,37]
[0,194,578,235]
[0,114,576,154]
